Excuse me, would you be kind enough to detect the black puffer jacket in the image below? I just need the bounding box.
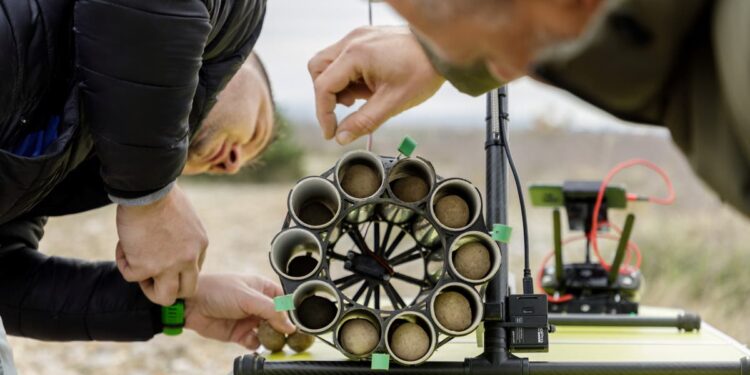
[0,0,265,224]
[0,0,266,340]
[0,156,163,341]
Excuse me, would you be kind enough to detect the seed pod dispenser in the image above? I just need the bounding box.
[268,146,500,366]
[235,87,749,375]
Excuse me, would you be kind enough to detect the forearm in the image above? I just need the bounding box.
[0,247,162,341]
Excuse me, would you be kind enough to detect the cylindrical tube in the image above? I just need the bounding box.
[290,280,343,334]
[270,229,323,281]
[448,232,501,285]
[385,312,437,366]
[412,218,440,248]
[429,282,484,336]
[333,151,386,223]
[334,309,383,359]
[381,158,437,222]
[387,157,435,202]
[288,177,342,230]
[335,150,386,201]
[429,179,482,232]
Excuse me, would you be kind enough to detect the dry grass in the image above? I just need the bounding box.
[8,127,750,373]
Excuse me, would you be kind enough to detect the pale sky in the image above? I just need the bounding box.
[254,0,665,134]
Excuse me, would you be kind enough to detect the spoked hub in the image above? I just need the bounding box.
[328,218,441,311]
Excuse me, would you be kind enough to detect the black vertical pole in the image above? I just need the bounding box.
[483,87,510,363]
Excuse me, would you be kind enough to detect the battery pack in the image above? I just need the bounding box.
[507,294,550,352]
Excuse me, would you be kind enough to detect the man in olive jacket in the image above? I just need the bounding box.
[308,0,750,217]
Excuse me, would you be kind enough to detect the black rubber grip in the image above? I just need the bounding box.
[234,355,465,375]
[234,354,749,375]
[549,313,702,331]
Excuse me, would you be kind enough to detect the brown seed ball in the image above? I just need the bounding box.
[298,201,334,226]
[453,242,491,280]
[341,163,380,198]
[434,195,470,228]
[392,176,429,203]
[390,322,429,362]
[434,291,472,332]
[257,321,286,352]
[297,295,337,330]
[287,331,315,353]
[340,318,379,355]
[286,254,319,277]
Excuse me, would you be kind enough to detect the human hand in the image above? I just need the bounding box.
[184,273,296,349]
[115,184,208,306]
[309,26,445,145]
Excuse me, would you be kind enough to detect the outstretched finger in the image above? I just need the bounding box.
[335,90,399,145]
[251,274,284,298]
[313,54,362,140]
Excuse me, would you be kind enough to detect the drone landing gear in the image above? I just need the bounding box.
[541,204,641,315]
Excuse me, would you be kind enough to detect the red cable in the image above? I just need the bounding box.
[539,159,673,302]
[590,159,674,272]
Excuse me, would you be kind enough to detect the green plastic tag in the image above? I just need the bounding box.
[274,294,295,312]
[491,224,512,243]
[398,136,417,157]
[476,322,485,348]
[371,353,390,371]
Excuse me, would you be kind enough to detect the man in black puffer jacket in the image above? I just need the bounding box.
[0,50,294,373]
[0,0,266,310]
[0,0,299,368]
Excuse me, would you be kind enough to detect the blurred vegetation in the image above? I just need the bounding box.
[185,111,305,184]
[635,214,750,343]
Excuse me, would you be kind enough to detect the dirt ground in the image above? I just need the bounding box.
[7,128,750,374]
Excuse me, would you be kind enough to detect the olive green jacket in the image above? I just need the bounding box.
[425,0,750,217]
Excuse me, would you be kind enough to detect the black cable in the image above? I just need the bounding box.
[497,117,533,294]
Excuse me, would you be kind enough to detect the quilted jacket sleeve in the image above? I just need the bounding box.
[188,0,266,134]
[74,0,212,199]
[74,0,267,201]
[0,216,162,341]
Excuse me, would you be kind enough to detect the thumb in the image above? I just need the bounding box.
[334,90,399,145]
[242,291,296,335]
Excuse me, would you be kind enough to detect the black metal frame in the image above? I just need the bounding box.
[331,218,436,311]
[233,87,749,374]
